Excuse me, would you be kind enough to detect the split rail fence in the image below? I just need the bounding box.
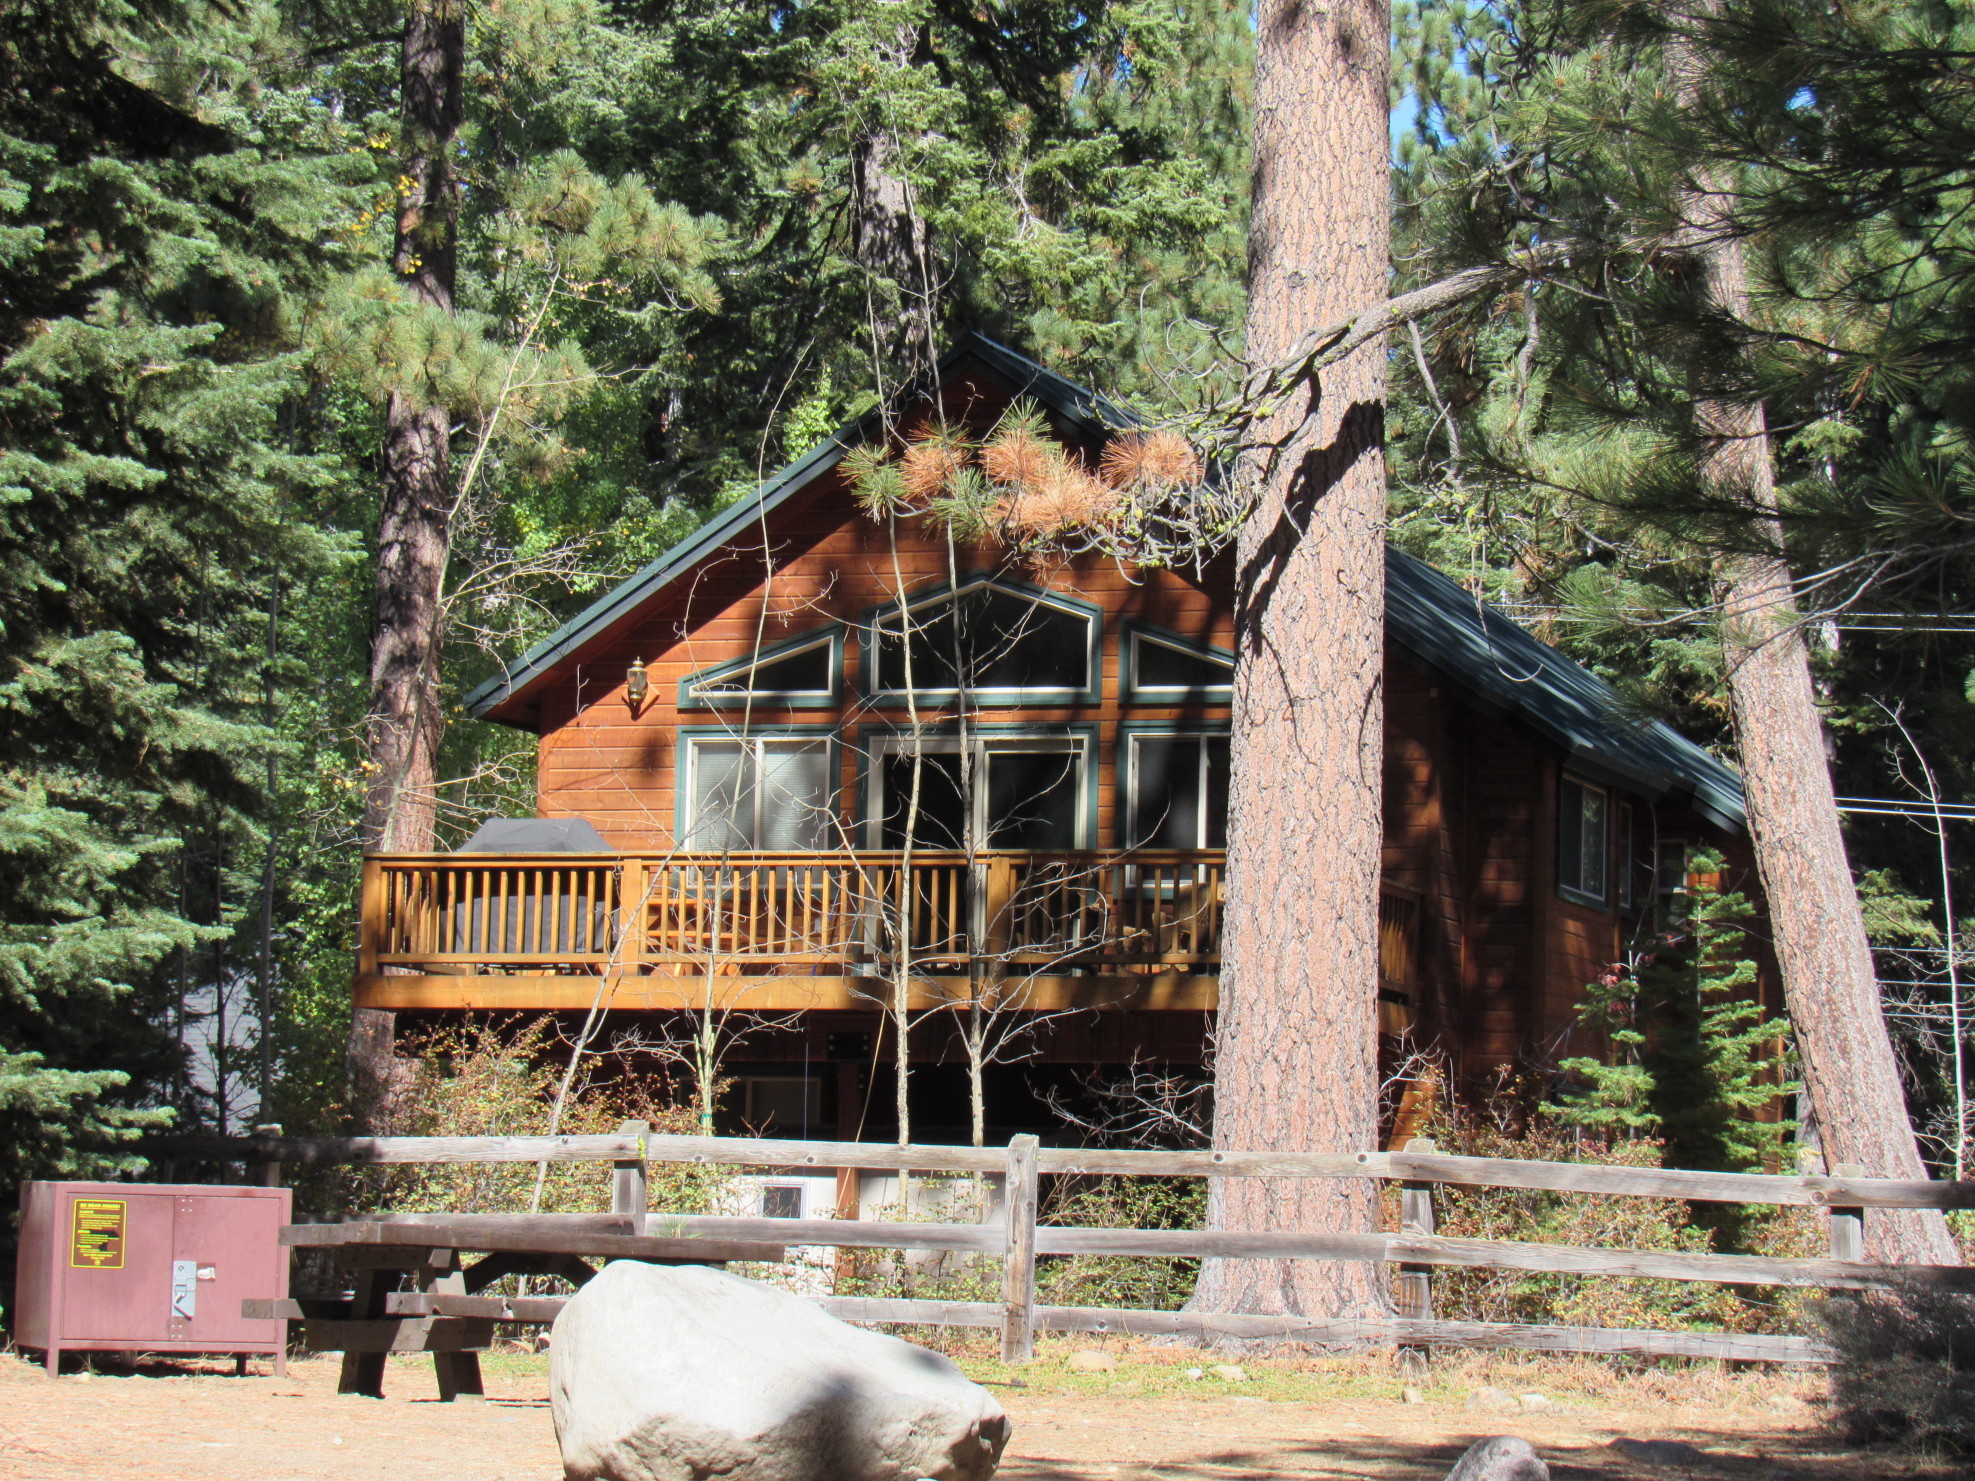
[160,1129,1975,1367]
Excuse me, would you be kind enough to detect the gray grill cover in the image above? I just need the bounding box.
[450,817,615,956]
[455,817,612,853]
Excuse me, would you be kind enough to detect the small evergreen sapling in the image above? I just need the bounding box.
[1554,854,1797,1174]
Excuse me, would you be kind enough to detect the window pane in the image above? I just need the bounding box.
[1129,737,1202,848]
[755,740,833,849]
[693,639,833,701]
[986,747,1080,849]
[1129,737,1181,847]
[874,586,1089,693]
[879,750,968,849]
[688,741,752,850]
[1133,634,1233,694]
[1204,735,1230,847]
[1579,786,1609,900]
[1557,778,1586,893]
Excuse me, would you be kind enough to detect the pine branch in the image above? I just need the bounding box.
[1226,243,1577,425]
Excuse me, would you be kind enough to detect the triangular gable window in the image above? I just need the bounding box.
[1125,626,1234,701]
[681,630,841,709]
[867,578,1099,703]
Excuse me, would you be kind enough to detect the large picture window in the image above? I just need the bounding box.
[867,579,1098,703]
[1557,774,1611,906]
[867,732,1091,849]
[1124,731,1230,848]
[683,734,835,850]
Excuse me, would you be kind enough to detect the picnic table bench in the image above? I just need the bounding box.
[244,1214,784,1400]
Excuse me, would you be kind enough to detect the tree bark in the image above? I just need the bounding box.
[1668,33,1957,1264]
[1192,0,1391,1324]
[350,0,463,1116]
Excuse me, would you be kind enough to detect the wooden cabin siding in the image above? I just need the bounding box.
[532,471,1237,852]
[1456,710,1543,1077]
[438,348,1761,1126]
[518,476,1745,1092]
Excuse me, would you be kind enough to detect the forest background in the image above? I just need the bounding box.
[4,0,1974,1233]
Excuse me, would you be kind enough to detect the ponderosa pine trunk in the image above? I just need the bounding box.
[1191,0,1390,1323]
[849,30,935,382]
[349,0,463,1112]
[1668,33,1956,1264]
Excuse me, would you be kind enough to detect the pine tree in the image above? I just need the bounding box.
[1191,0,1390,1323]
[1391,0,1972,1259]
[0,0,351,1211]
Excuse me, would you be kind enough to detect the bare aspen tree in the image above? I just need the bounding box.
[1192,0,1392,1322]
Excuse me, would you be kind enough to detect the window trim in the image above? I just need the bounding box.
[859,575,1103,706]
[856,722,1099,848]
[1120,624,1235,704]
[677,627,844,711]
[676,725,840,851]
[1556,772,1614,908]
[1118,722,1231,849]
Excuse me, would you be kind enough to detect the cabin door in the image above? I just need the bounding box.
[871,737,1085,850]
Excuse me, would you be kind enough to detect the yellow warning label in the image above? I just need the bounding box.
[70,1198,126,1269]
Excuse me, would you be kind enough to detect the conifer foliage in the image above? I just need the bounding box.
[0,0,348,1197]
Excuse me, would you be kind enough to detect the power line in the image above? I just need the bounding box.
[1836,796,1975,822]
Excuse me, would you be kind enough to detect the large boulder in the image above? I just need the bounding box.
[550,1261,1011,1481]
[1443,1437,1549,1481]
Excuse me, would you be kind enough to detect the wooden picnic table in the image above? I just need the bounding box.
[247,1215,784,1400]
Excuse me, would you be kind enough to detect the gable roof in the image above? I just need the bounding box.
[465,334,1745,831]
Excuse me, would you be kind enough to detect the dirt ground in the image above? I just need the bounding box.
[0,1339,1959,1481]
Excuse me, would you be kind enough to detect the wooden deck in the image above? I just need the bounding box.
[355,849,1231,1012]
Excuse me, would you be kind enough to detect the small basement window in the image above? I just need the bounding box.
[1557,775,1611,906]
[761,1184,804,1219]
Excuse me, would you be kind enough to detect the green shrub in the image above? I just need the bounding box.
[331,1016,724,1218]
[1038,1173,1206,1311]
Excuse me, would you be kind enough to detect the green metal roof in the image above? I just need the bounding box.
[464,334,1745,830]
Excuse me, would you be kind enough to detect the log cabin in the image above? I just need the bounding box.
[358,334,1763,1161]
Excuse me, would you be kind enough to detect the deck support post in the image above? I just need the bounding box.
[618,857,647,975]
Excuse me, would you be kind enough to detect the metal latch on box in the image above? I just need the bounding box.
[171,1259,197,1319]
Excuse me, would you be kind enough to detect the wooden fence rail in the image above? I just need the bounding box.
[161,1130,1973,1366]
[153,1131,1975,1208]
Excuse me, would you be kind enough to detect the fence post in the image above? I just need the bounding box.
[254,1123,284,1188]
[614,1119,651,1236]
[1000,1133,1040,1364]
[1827,1162,1865,1264]
[1396,1136,1436,1374]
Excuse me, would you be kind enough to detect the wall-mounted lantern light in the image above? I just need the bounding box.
[625,657,649,711]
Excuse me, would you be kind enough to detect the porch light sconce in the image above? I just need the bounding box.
[625,657,649,712]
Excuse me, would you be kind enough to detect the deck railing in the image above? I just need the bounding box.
[358,849,1228,981]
